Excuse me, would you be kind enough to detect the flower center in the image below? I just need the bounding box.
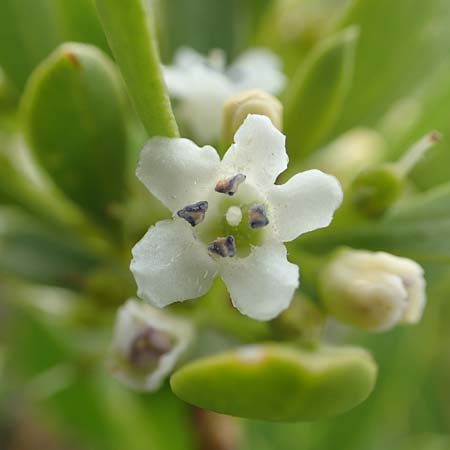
[176,173,270,258]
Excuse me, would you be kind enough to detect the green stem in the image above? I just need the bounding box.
[94,0,179,138]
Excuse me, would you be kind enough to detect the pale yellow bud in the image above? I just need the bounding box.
[319,248,426,332]
[222,89,283,144]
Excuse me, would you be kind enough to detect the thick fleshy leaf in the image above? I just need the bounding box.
[131,220,218,308]
[22,43,127,228]
[221,114,288,191]
[268,170,343,242]
[284,27,358,164]
[221,243,299,321]
[94,0,179,137]
[171,344,377,421]
[137,137,220,212]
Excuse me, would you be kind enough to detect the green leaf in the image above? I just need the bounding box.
[22,43,128,227]
[171,344,377,422]
[284,26,358,165]
[0,212,100,288]
[0,0,60,90]
[0,0,111,91]
[94,0,179,137]
[300,181,450,264]
[332,0,450,134]
[53,0,110,55]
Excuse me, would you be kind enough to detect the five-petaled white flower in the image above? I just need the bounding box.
[131,114,343,321]
[109,299,193,391]
[164,47,286,143]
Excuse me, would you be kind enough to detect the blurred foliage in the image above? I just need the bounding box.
[1,0,450,449]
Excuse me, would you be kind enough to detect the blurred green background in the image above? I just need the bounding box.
[1,0,450,449]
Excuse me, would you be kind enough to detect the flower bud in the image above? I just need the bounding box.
[109,299,194,391]
[222,89,283,144]
[350,164,403,217]
[319,248,426,332]
[349,131,441,217]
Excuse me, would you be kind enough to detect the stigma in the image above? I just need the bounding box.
[226,206,243,226]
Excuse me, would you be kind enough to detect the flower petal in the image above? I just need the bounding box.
[174,69,233,144]
[268,169,343,242]
[227,48,286,94]
[137,137,220,212]
[131,220,218,307]
[163,48,216,97]
[173,46,209,68]
[221,114,288,190]
[164,66,193,98]
[221,243,299,321]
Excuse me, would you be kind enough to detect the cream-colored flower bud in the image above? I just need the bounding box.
[109,299,194,391]
[222,89,283,144]
[319,248,426,332]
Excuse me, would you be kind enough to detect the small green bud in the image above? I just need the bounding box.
[319,248,426,332]
[171,343,377,422]
[223,89,283,144]
[349,131,441,217]
[350,164,403,217]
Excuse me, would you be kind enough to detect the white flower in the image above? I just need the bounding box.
[319,249,426,332]
[109,299,193,391]
[164,47,286,143]
[131,114,343,321]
